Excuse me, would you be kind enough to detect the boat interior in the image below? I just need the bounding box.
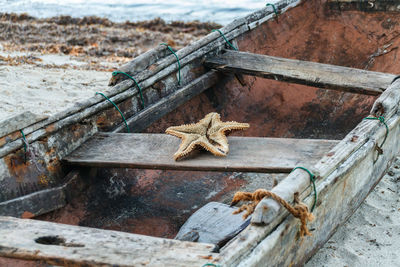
[36,0,400,243]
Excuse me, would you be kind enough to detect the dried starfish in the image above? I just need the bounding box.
[165,112,249,160]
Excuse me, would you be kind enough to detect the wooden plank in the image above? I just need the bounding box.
[113,71,219,133]
[175,202,250,247]
[0,216,218,267]
[0,112,47,139]
[63,133,339,172]
[0,171,79,218]
[205,50,397,95]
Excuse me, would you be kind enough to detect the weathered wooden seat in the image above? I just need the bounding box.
[205,50,396,95]
[175,202,250,248]
[64,132,339,173]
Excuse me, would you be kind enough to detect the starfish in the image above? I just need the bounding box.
[165,112,249,160]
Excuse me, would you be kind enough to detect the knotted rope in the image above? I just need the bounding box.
[231,189,314,237]
[363,116,389,154]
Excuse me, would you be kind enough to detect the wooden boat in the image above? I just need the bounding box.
[1,0,400,265]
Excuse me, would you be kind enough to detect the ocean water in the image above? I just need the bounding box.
[0,0,280,25]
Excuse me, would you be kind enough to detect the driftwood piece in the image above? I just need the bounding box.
[0,171,79,218]
[0,112,48,139]
[175,202,249,247]
[205,50,396,95]
[64,133,338,173]
[0,216,218,267]
[113,71,219,133]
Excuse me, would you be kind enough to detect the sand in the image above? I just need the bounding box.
[0,13,217,121]
[306,157,400,267]
[0,62,109,121]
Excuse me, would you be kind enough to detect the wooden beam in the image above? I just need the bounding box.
[0,216,218,267]
[63,133,338,173]
[205,50,397,95]
[0,171,79,218]
[113,71,219,133]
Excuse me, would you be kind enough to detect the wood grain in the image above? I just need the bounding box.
[175,202,249,246]
[0,216,218,267]
[205,50,396,95]
[64,133,338,172]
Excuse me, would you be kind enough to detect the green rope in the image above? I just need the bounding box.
[96,92,130,133]
[20,129,28,162]
[112,71,145,108]
[20,130,27,153]
[364,116,389,150]
[202,264,221,267]
[160,43,181,85]
[291,167,317,212]
[266,3,279,18]
[212,29,238,51]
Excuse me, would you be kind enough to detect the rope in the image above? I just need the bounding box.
[202,264,221,267]
[266,3,279,18]
[231,189,315,237]
[112,71,145,108]
[95,92,130,133]
[160,43,181,85]
[212,29,238,51]
[20,129,28,162]
[291,167,317,212]
[364,116,389,154]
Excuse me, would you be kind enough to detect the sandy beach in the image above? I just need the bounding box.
[0,13,219,120]
[1,12,400,266]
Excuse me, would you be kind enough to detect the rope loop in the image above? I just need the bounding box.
[212,29,238,51]
[96,92,130,133]
[364,116,389,153]
[160,43,181,85]
[202,264,221,267]
[112,71,145,108]
[266,3,279,19]
[291,166,317,212]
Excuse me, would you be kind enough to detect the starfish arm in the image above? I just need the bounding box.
[198,137,228,157]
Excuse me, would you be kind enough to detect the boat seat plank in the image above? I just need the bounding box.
[63,133,339,172]
[205,50,397,95]
[0,216,218,266]
[175,202,250,248]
